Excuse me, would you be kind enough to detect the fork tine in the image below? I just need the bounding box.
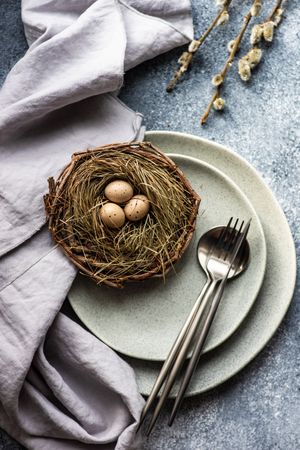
[216,217,233,249]
[229,220,246,275]
[236,220,244,242]
[228,220,244,254]
[225,218,239,251]
[226,220,250,273]
[215,217,233,259]
[220,218,238,259]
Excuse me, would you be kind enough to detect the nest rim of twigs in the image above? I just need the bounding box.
[44,142,200,288]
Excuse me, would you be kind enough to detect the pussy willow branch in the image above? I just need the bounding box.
[237,0,286,83]
[166,0,232,92]
[200,2,256,125]
[267,0,284,21]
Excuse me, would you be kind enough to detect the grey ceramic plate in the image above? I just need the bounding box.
[120,131,296,397]
[69,156,266,361]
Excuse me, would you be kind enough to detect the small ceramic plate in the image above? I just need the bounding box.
[69,155,267,361]
[122,131,296,396]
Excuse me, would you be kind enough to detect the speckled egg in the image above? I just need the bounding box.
[100,203,125,229]
[124,195,150,222]
[104,180,133,204]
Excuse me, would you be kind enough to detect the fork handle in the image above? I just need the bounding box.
[145,279,220,435]
[139,278,212,427]
[169,278,227,425]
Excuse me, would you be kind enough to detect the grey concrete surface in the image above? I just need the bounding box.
[0,1,299,449]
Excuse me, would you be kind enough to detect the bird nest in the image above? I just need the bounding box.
[44,142,200,287]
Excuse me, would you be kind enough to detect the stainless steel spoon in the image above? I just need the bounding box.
[168,220,251,426]
[198,225,250,280]
[139,220,250,431]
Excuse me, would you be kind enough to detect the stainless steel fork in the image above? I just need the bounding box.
[168,219,251,425]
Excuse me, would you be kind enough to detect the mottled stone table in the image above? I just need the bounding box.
[0,1,299,449]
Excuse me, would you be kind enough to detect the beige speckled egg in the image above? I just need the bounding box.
[104,180,133,204]
[124,195,150,222]
[100,203,125,229]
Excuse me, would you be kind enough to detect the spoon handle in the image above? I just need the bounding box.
[138,278,212,428]
[145,279,219,435]
[169,279,227,425]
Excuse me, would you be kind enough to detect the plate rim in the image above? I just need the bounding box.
[68,154,267,361]
[128,130,297,396]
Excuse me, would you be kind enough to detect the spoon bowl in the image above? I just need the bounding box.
[198,225,250,279]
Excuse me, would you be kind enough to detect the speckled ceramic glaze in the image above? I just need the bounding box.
[117,131,296,397]
[69,154,266,361]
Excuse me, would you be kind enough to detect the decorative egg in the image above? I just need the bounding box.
[104,180,134,204]
[124,195,150,222]
[100,203,125,229]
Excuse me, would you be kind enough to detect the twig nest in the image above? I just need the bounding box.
[125,195,150,222]
[104,180,133,204]
[100,203,125,229]
[44,142,200,288]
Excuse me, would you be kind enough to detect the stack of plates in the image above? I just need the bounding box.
[68,131,296,397]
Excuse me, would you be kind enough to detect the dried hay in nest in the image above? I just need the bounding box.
[44,142,200,287]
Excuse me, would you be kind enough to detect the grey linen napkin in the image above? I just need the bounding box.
[0,1,193,449]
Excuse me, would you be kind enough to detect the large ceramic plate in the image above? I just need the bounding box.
[69,156,266,361]
[121,131,296,396]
